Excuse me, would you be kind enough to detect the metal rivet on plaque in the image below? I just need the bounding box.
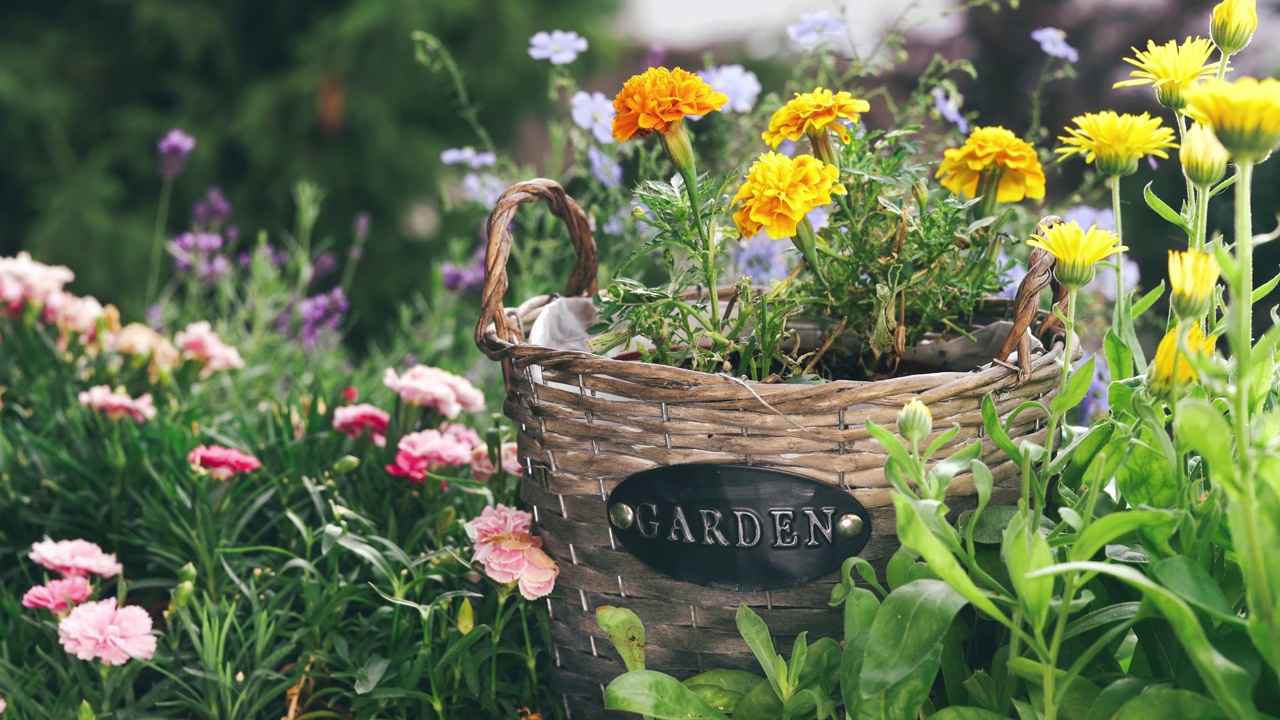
[836,513,865,538]
[609,503,635,530]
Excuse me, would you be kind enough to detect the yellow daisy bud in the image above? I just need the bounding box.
[1180,123,1230,187]
[1025,221,1127,290]
[1211,0,1257,57]
[897,399,933,444]
[1168,250,1221,320]
[1149,325,1217,400]
[1185,77,1280,164]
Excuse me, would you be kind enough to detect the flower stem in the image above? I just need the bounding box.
[1110,175,1125,330]
[1038,289,1077,514]
[146,176,174,305]
[491,591,508,705]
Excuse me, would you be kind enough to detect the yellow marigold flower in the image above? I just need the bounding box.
[1180,123,1230,186]
[1185,77,1280,163]
[1026,221,1127,289]
[897,399,933,444]
[1168,250,1220,320]
[1150,325,1217,399]
[731,153,846,240]
[762,88,871,147]
[934,126,1046,203]
[1113,37,1220,110]
[1212,0,1257,56]
[611,67,728,143]
[1055,111,1178,177]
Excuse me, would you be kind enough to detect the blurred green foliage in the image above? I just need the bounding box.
[0,0,618,347]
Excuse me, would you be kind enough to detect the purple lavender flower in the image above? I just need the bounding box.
[353,212,371,244]
[528,30,588,65]
[201,255,232,280]
[603,208,628,236]
[1063,205,1116,232]
[588,146,622,189]
[697,65,761,114]
[571,91,616,144]
[1031,27,1079,63]
[462,173,507,208]
[157,129,196,179]
[641,43,667,70]
[145,304,165,330]
[734,232,791,284]
[192,187,232,229]
[787,11,846,47]
[298,286,349,347]
[932,87,970,134]
[1083,254,1140,302]
[312,252,338,280]
[1077,355,1111,421]
[443,243,487,294]
[225,225,240,244]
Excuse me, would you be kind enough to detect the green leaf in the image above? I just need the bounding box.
[928,441,984,493]
[1058,425,1117,491]
[1113,689,1229,720]
[736,605,783,698]
[1064,602,1142,641]
[1104,329,1134,381]
[982,394,1021,461]
[1086,677,1155,720]
[1131,280,1166,320]
[861,580,968,696]
[1115,442,1177,508]
[1152,556,1244,628]
[683,670,763,714]
[354,654,389,695]
[597,606,646,672]
[893,495,1006,622]
[1006,658,1101,720]
[1144,182,1193,234]
[1069,510,1178,562]
[1027,562,1256,719]
[787,632,809,695]
[931,708,1010,720]
[842,586,881,644]
[1051,355,1095,415]
[1253,271,1280,303]
[732,675,786,720]
[867,420,917,481]
[605,670,732,719]
[859,645,946,720]
[1002,508,1054,628]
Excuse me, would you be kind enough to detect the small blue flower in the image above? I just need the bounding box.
[571,91,615,144]
[1062,205,1116,232]
[787,11,846,47]
[996,250,1027,299]
[807,206,831,233]
[439,147,495,169]
[932,87,969,134]
[697,65,761,114]
[1031,27,1079,63]
[1076,354,1111,422]
[603,208,628,236]
[587,146,622,189]
[461,173,507,208]
[528,30,588,65]
[734,232,791,284]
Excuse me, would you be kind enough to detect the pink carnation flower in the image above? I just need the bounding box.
[333,404,390,447]
[467,504,533,550]
[384,428,474,483]
[475,533,559,600]
[0,251,75,308]
[57,598,157,665]
[187,445,261,480]
[78,385,157,424]
[470,442,524,482]
[441,422,484,449]
[45,291,105,336]
[22,576,93,613]
[29,539,122,578]
[382,365,485,418]
[175,321,245,378]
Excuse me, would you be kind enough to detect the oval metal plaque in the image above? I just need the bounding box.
[606,464,871,591]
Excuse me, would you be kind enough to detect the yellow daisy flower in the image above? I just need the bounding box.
[1212,0,1257,56]
[1184,77,1280,163]
[1113,37,1221,110]
[762,88,871,148]
[731,153,846,239]
[1180,123,1230,186]
[1168,250,1220,320]
[1150,325,1217,399]
[934,126,1046,203]
[1055,111,1178,177]
[1026,221,1127,289]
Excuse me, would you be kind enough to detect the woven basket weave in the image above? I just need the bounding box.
[477,179,1067,718]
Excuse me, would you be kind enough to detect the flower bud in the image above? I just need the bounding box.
[332,455,361,474]
[1169,250,1220,320]
[457,598,475,635]
[1212,0,1256,56]
[178,562,198,584]
[78,700,98,720]
[897,399,933,444]
[1181,123,1230,187]
[172,580,195,611]
[1150,325,1217,400]
[657,120,697,179]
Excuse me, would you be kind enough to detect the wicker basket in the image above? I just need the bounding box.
[477,179,1067,718]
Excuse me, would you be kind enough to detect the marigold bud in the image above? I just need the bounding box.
[897,399,933,444]
[657,120,696,179]
[1181,123,1230,187]
[1212,0,1256,56]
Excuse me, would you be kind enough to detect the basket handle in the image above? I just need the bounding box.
[476,179,600,358]
[993,216,1069,374]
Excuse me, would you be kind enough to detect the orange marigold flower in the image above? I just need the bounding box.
[762,88,871,147]
[731,153,846,239]
[935,126,1046,203]
[611,67,728,142]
